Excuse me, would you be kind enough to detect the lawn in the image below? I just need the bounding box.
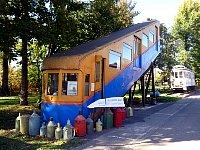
[0,96,84,150]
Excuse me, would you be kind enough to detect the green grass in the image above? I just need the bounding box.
[0,130,84,150]
[158,95,180,102]
[124,90,182,105]
[0,95,84,150]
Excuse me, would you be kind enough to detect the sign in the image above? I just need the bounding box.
[87,99,105,108]
[91,83,95,92]
[87,97,125,108]
[106,97,125,107]
[67,81,78,95]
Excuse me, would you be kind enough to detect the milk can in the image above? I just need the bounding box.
[86,115,94,134]
[47,117,56,138]
[96,119,102,132]
[103,108,113,129]
[40,122,47,137]
[128,107,134,117]
[29,110,40,136]
[113,108,122,127]
[20,114,30,134]
[63,119,74,140]
[55,122,62,139]
[15,113,21,131]
[121,108,126,120]
[74,111,86,137]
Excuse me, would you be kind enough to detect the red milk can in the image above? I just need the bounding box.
[113,108,122,127]
[121,108,126,120]
[74,111,86,137]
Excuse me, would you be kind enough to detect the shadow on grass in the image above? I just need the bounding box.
[0,136,32,150]
[0,134,84,150]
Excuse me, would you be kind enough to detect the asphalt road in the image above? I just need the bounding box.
[74,91,200,150]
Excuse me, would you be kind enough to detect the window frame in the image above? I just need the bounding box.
[84,74,90,96]
[122,43,132,61]
[109,50,121,70]
[142,33,149,48]
[47,73,59,96]
[149,31,154,43]
[62,73,78,96]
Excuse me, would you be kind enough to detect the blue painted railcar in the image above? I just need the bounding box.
[41,20,160,126]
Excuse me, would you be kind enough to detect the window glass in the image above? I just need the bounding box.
[109,50,121,69]
[62,73,78,96]
[47,73,59,95]
[84,74,90,96]
[175,72,178,78]
[95,62,100,82]
[179,71,183,78]
[142,34,148,47]
[123,43,132,60]
[134,37,141,56]
[134,41,139,56]
[42,73,46,95]
[149,31,154,43]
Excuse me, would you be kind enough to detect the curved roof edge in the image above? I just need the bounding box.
[51,20,159,57]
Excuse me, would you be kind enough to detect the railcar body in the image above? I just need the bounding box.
[170,65,195,91]
[41,20,160,126]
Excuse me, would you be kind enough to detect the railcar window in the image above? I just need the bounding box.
[179,71,183,78]
[134,37,141,57]
[95,62,100,82]
[123,43,132,60]
[85,74,90,96]
[42,73,46,95]
[175,72,178,78]
[62,73,78,96]
[47,73,59,95]
[149,31,154,43]
[142,34,148,48]
[109,50,121,69]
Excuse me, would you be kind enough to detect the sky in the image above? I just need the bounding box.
[133,0,184,28]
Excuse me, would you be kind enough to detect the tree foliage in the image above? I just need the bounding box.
[0,1,17,96]
[172,0,200,81]
[155,24,177,84]
[0,0,139,103]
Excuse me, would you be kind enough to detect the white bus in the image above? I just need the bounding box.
[170,65,195,91]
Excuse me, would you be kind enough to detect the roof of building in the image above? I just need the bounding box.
[51,20,158,57]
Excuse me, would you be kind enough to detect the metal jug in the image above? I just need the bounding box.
[55,122,62,139]
[47,117,55,138]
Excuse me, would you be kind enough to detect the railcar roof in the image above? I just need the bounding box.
[52,20,158,57]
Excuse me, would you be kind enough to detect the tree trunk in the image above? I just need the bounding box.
[1,52,9,96]
[20,38,28,105]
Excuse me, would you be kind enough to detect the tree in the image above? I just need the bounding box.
[155,24,177,84]
[172,0,200,74]
[0,1,16,96]
[89,0,139,39]
[11,0,40,105]
[28,41,48,95]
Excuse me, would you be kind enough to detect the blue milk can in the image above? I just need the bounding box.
[86,115,94,134]
[29,110,40,136]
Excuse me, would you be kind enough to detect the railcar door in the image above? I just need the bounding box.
[134,36,142,68]
[95,55,105,99]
